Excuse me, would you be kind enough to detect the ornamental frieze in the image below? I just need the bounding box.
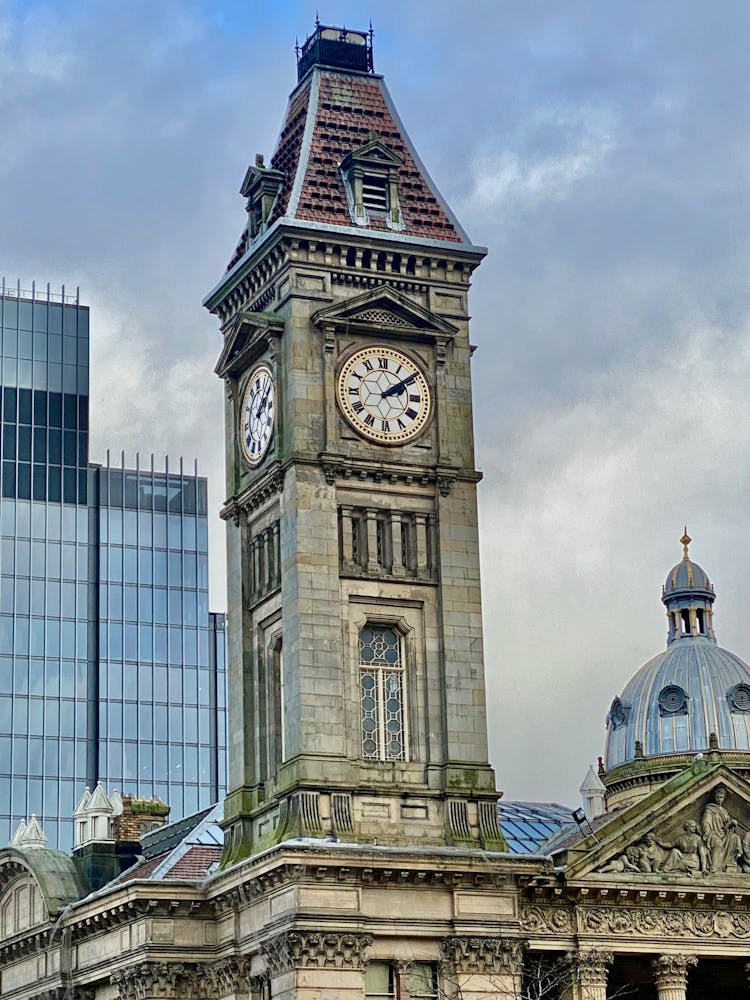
[520,904,575,935]
[579,904,750,939]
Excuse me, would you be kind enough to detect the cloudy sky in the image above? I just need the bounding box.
[3,0,750,807]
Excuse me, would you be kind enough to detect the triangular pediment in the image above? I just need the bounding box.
[558,761,750,886]
[312,286,457,339]
[341,136,402,171]
[214,310,284,379]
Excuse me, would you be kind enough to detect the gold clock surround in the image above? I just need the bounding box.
[336,344,432,445]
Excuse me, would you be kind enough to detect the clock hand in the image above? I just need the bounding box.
[381,372,418,398]
[254,385,272,421]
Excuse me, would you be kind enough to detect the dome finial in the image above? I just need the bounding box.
[681,526,691,561]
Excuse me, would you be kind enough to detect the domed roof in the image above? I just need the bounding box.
[605,639,750,769]
[605,531,750,771]
[663,530,714,599]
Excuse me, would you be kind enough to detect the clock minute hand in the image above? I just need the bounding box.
[381,372,417,398]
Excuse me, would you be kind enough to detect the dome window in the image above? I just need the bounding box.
[608,697,630,729]
[728,683,750,713]
[658,684,688,716]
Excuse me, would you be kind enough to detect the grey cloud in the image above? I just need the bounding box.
[2,0,750,808]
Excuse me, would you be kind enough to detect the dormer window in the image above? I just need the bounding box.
[341,135,403,230]
[240,153,284,241]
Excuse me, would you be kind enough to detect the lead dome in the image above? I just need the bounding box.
[603,532,750,809]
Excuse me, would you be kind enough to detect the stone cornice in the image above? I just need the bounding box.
[205,841,541,913]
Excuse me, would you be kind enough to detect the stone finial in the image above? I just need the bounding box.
[8,819,27,846]
[73,786,91,817]
[17,815,47,849]
[579,764,606,819]
[681,527,691,561]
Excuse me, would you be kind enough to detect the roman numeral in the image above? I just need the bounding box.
[363,359,374,371]
[405,408,418,420]
[348,387,359,396]
[378,357,389,369]
[353,401,364,413]
[397,418,406,430]
[382,420,390,432]
[409,393,420,403]
[364,413,375,427]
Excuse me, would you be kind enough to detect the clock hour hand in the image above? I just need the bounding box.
[381,372,417,398]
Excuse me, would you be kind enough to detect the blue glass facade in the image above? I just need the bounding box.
[0,285,226,848]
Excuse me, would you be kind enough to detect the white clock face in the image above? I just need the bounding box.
[240,365,274,466]
[337,345,432,445]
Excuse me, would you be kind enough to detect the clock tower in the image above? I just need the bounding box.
[204,23,506,863]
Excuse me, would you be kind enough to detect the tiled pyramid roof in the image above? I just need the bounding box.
[227,67,469,270]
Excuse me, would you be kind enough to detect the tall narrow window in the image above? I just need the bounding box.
[364,962,396,1000]
[409,964,438,1000]
[359,626,406,761]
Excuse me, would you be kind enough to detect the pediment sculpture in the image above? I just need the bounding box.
[595,785,750,877]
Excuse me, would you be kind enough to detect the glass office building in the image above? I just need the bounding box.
[0,283,226,848]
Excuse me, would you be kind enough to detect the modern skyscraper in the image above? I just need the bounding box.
[0,282,226,848]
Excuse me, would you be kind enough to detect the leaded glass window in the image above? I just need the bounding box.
[359,625,406,762]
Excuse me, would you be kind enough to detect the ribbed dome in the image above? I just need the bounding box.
[605,638,750,769]
[604,532,750,777]
[663,558,713,598]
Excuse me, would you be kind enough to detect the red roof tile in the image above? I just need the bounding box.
[226,67,465,270]
[168,845,223,879]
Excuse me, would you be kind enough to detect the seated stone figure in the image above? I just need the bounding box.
[662,821,706,874]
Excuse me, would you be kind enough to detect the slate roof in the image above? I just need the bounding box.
[227,66,469,270]
[498,801,576,855]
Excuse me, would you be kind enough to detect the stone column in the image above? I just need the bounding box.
[262,930,372,1000]
[651,955,697,1000]
[441,936,524,1000]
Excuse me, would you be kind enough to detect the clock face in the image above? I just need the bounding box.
[337,345,432,445]
[240,364,274,466]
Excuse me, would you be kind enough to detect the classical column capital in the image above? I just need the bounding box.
[111,962,189,1000]
[440,936,524,975]
[262,930,373,975]
[652,954,698,992]
[573,950,614,986]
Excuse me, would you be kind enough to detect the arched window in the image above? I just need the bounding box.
[359,625,407,761]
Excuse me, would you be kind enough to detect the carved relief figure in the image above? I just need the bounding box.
[662,821,706,874]
[701,786,735,873]
[598,846,642,873]
[636,832,668,872]
[594,784,750,877]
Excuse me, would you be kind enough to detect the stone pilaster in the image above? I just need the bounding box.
[441,936,524,1000]
[652,955,697,1000]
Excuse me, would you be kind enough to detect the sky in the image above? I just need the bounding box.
[2,0,750,807]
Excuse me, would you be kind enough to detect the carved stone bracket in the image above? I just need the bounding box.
[437,474,454,497]
[262,931,373,975]
[440,936,524,975]
[651,954,698,993]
